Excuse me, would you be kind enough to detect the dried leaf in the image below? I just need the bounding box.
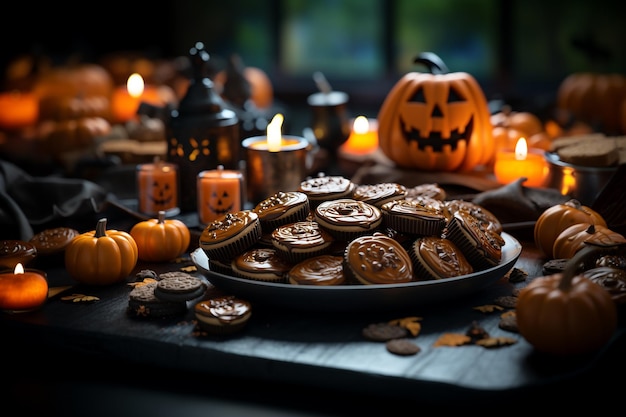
[475,336,517,348]
[500,310,516,319]
[388,316,423,337]
[128,278,157,287]
[181,265,197,273]
[61,293,100,303]
[473,304,504,313]
[433,333,471,347]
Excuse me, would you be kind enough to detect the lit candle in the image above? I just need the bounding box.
[0,91,39,130]
[241,113,311,204]
[136,159,179,216]
[0,263,48,313]
[493,137,549,187]
[339,116,379,156]
[110,73,176,123]
[197,165,244,225]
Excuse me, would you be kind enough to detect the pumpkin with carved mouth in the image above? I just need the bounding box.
[378,52,494,172]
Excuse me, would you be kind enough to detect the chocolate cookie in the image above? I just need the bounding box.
[127,282,188,318]
[362,322,408,342]
[154,273,208,302]
[386,338,421,356]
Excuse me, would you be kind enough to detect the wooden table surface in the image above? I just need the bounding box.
[3,222,625,415]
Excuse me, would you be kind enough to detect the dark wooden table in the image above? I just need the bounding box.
[3,223,625,416]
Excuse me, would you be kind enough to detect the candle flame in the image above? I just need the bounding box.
[14,263,24,274]
[514,137,528,160]
[267,113,284,152]
[127,73,145,98]
[353,116,370,134]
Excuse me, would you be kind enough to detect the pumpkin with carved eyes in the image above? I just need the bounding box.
[377,52,494,172]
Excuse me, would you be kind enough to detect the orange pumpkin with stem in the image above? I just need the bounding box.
[65,218,138,286]
[130,211,190,262]
[377,52,494,172]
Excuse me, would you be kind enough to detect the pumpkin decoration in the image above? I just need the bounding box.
[556,72,626,135]
[552,223,626,260]
[516,246,618,356]
[65,218,138,286]
[490,105,552,152]
[533,199,607,259]
[33,63,114,100]
[130,211,190,262]
[40,116,112,154]
[377,52,494,172]
[38,94,111,121]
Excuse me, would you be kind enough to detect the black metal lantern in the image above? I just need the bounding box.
[166,42,240,213]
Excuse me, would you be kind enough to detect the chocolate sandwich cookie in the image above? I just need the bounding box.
[154,272,208,302]
[127,282,188,318]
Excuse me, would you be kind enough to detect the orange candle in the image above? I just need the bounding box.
[339,116,379,155]
[136,159,179,215]
[0,91,39,130]
[493,137,549,187]
[0,263,48,312]
[111,73,175,123]
[197,165,243,224]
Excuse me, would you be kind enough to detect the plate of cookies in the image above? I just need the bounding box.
[190,232,522,312]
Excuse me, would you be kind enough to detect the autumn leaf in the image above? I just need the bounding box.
[181,265,197,273]
[433,333,471,347]
[475,336,517,348]
[128,278,157,287]
[388,316,423,337]
[473,304,504,314]
[61,293,100,303]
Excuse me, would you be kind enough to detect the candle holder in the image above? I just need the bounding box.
[197,166,244,225]
[136,159,180,216]
[242,135,311,205]
[166,42,240,213]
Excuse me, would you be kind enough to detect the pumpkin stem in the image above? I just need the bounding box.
[413,52,449,75]
[558,245,602,291]
[95,218,108,238]
[158,211,166,224]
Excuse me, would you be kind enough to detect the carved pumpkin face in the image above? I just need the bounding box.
[378,54,494,172]
[137,162,178,215]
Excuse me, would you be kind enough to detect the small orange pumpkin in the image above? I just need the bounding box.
[377,52,494,172]
[490,106,552,152]
[65,218,138,286]
[130,211,190,262]
[552,223,626,260]
[213,54,274,109]
[533,199,607,259]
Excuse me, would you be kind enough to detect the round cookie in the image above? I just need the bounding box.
[271,220,334,264]
[343,232,414,285]
[405,183,446,201]
[445,200,503,235]
[199,210,262,261]
[29,227,79,265]
[287,255,346,286]
[153,272,208,302]
[298,174,356,208]
[409,236,473,281]
[252,191,310,234]
[380,198,447,236]
[0,240,37,269]
[194,295,252,335]
[352,182,407,208]
[445,210,503,271]
[231,247,293,283]
[127,281,188,319]
[314,198,382,241]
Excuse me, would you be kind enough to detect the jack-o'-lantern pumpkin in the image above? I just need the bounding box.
[377,52,494,172]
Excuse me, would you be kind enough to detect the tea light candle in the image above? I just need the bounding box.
[242,113,310,204]
[494,137,549,187]
[0,263,48,313]
[197,166,243,225]
[111,73,176,123]
[339,116,379,156]
[0,91,39,130]
[136,159,180,216]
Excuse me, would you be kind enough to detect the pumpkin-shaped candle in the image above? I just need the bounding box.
[0,263,48,313]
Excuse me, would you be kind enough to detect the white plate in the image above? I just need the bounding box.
[191,232,522,312]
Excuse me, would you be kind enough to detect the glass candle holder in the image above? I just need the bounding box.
[136,159,180,216]
[0,263,48,313]
[242,135,311,205]
[197,166,244,225]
